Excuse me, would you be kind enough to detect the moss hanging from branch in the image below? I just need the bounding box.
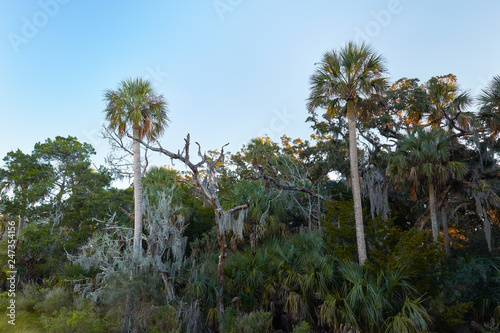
[362,167,390,220]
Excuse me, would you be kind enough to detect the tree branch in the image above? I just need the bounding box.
[244,166,333,204]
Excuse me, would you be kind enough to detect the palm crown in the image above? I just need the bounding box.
[391,126,468,199]
[478,75,500,134]
[307,41,387,114]
[104,77,169,140]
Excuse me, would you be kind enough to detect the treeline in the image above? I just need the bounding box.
[1,42,500,332]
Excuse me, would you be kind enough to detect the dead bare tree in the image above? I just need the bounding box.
[133,133,248,330]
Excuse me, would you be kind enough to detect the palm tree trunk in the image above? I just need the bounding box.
[441,209,450,256]
[428,182,439,241]
[484,215,492,252]
[346,100,367,265]
[133,126,143,258]
[215,211,226,331]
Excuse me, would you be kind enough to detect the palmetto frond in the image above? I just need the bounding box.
[383,297,432,333]
[319,291,360,332]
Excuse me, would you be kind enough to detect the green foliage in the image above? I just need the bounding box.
[322,199,360,260]
[318,262,431,333]
[432,255,500,331]
[0,148,54,219]
[147,305,181,333]
[3,64,500,333]
[292,321,314,333]
[372,229,444,295]
[98,271,168,329]
[41,300,108,333]
[428,296,472,332]
[223,230,433,332]
[11,223,69,283]
[224,310,272,333]
[223,231,336,328]
[322,199,444,295]
[143,166,214,251]
[34,287,73,316]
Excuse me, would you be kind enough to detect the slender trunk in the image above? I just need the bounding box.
[122,279,136,332]
[308,196,312,231]
[17,216,25,235]
[382,170,389,220]
[346,100,367,265]
[474,194,492,252]
[215,212,226,331]
[56,175,66,215]
[484,215,492,252]
[160,271,175,301]
[428,182,439,241]
[441,209,450,257]
[122,268,136,333]
[133,126,143,258]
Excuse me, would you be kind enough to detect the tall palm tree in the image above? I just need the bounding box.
[479,75,500,135]
[104,78,169,257]
[390,127,468,241]
[475,75,500,251]
[307,41,388,265]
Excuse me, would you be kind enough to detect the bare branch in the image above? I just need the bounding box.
[102,126,133,156]
[245,166,333,204]
[227,202,250,215]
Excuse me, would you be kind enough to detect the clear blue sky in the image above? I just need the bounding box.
[1,1,500,179]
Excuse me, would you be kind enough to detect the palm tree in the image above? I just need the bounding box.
[476,75,500,251]
[425,74,472,132]
[390,127,468,241]
[307,41,388,265]
[104,78,169,257]
[479,75,500,135]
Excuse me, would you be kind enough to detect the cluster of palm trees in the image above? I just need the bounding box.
[101,41,500,331]
[307,42,500,265]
